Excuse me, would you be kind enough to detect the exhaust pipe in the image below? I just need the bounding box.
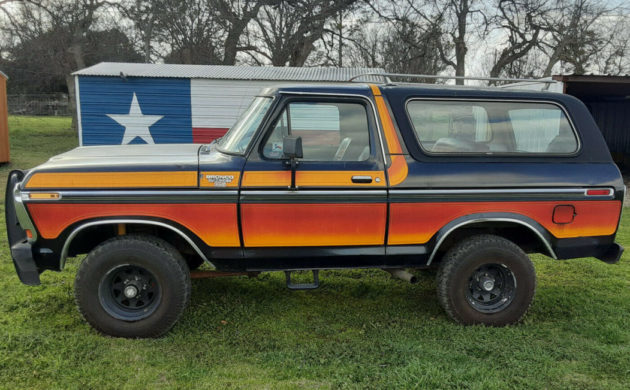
[384,268,418,284]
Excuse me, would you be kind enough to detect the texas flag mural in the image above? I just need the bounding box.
[78,76,245,145]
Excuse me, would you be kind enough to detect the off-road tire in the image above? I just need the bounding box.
[436,234,536,326]
[75,235,191,338]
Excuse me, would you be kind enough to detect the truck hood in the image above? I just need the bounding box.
[22,143,246,190]
[29,144,202,172]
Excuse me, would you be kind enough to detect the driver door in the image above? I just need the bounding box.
[240,95,387,255]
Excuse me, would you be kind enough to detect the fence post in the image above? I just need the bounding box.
[0,71,9,163]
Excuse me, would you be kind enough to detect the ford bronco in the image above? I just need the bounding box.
[5,82,624,338]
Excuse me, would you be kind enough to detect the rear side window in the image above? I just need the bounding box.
[407,100,578,155]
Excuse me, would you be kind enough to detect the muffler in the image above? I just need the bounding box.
[383,268,418,284]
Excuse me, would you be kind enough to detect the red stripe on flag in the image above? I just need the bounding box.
[192,128,229,143]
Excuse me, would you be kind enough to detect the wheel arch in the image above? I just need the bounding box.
[427,212,557,265]
[60,218,214,270]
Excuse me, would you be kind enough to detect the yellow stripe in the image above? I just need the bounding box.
[26,171,198,189]
[297,171,385,187]
[370,84,408,186]
[28,192,60,200]
[242,170,386,187]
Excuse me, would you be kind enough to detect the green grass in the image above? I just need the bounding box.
[1,116,630,389]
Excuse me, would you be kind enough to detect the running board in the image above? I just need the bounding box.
[284,270,320,290]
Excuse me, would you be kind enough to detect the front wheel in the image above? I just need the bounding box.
[74,235,191,338]
[436,234,536,326]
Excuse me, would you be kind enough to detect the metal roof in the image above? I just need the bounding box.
[73,62,386,82]
[0,70,7,80]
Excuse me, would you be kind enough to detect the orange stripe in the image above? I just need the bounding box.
[27,203,240,246]
[26,171,197,189]
[242,170,386,187]
[370,84,408,186]
[241,203,387,246]
[242,171,291,187]
[388,200,622,245]
[199,171,240,188]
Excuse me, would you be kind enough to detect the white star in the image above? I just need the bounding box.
[107,93,163,144]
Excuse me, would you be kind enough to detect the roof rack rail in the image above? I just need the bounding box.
[348,72,556,84]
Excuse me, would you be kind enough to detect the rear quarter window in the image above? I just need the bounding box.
[406,100,579,155]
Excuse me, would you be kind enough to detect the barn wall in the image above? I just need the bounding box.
[78,76,329,146]
[191,79,279,143]
[78,76,193,145]
[586,100,630,163]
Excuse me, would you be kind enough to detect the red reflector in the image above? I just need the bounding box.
[586,189,611,196]
[25,229,33,239]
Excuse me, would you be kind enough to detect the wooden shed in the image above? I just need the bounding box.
[0,70,9,163]
[72,63,384,146]
[502,75,630,169]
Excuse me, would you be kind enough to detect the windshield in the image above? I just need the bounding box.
[217,96,273,154]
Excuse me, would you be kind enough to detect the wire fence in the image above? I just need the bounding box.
[7,94,71,116]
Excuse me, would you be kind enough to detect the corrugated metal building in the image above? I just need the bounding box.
[73,63,385,146]
[502,75,630,169]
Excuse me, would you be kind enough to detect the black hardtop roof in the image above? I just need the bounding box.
[261,82,576,104]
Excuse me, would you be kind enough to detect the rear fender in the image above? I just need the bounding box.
[427,212,557,265]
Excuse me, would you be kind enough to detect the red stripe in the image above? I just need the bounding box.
[192,128,229,144]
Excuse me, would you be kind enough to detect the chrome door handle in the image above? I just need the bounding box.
[352,175,372,183]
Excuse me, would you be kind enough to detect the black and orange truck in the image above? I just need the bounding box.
[6,82,624,337]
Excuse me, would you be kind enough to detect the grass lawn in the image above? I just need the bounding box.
[1,116,630,389]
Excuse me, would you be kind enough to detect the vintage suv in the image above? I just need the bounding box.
[5,82,625,338]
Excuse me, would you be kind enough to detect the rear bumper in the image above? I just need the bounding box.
[596,243,624,264]
[554,236,624,264]
[10,242,40,285]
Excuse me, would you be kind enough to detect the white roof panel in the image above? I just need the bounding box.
[74,62,386,82]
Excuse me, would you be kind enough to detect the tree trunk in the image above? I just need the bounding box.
[222,29,242,65]
[65,75,78,134]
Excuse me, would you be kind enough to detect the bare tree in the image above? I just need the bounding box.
[144,0,268,65]
[540,0,611,76]
[118,0,160,62]
[596,14,630,75]
[488,0,546,79]
[371,0,488,84]
[152,0,222,64]
[2,0,115,127]
[251,0,358,67]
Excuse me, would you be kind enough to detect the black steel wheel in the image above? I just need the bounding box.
[75,235,191,338]
[98,264,161,321]
[465,263,516,314]
[437,234,536,326]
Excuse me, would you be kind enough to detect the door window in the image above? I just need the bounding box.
[263,101,372,161]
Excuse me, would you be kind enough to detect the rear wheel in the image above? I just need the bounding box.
[436,234,536,326]
[75,235,191,338]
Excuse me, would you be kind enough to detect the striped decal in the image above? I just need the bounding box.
[27,203,240,246]
[26,171,198,189]
[388,200,622,245]
[370,85,408,186]
[241,203,387,246]
[241,170,386,188]
[242,171,291,187]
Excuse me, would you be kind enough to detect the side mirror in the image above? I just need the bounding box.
[283,136,303,159]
